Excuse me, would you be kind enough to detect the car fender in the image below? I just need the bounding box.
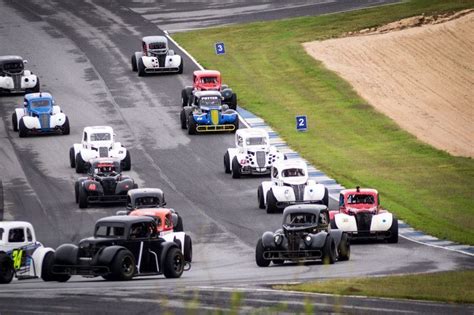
[96,246,127,266]
[168,232,186,253]
[50,113,67,127]
[165,55,181,68]
[55,244,78,265]
[73,143,81,157]
[116,178,134,193]
[261,231,276,248]
[52,105,61,115]
[32,246,54,278]
[141,56,156,68]
[21,73,38,89]
[80,148,98,162]
[227,148,238,171]
[0,76,14,89]
[21,116,40,129]
[328,229,343,248]
[303,184,326,201]
[334,213,357,232]
[309,231,328,249]
[370,212,393,231]
[14,108,25,127]
[109,147,126,160]
[260,181,273,204]
[159,241,180,273]
[271,185,296,203]
[84,179,104,194]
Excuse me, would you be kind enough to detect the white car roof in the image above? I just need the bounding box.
[273,159,308,170]
[0,221,34,230]
[236,128,269,139]
[194,90,222,98]
[142,36,167,44]
[83,126,114,134]
[128,188,163,196]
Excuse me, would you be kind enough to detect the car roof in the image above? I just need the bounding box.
[194,90,222,98]
[283,204,327,217]
[273,159,307,170]
[129,208,171,217]
[341,188,378,195]
[96,215,154,225]
[236,128,268,138]
[0,221,34,230]
[83,126,114,133]
[142,36,167,44]
[128,188,163,198]
[194,70,220,77]
[89,157,121,165]
[0,55,23,63]
[24,92,53,101]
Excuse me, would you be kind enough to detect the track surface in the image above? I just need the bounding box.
[0,0,472,313]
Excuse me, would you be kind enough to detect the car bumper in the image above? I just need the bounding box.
[196,124,236,132]
[87,195,127,204]
[263,249,323,261]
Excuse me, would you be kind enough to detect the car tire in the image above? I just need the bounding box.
[255,238,270,267]
[177,59,183,74]
[137,58,146,77]
[131,54,137,72]
[337,233,350,261]
[78,186,88,209]
[61,117,70,135]
[109,249,136,281]
[187,113,197,135]
[0,253,14,284]
[41,252,71,282]
[266,190,278,214]
[184,235,192,263]
[231,157,241,179]
[223,151,231,174]
[174,216,184,232]
[163,247,184,279]
[18,118,28,138]
[32,77,40,93]
[387,217,399,243]
[322,235,337,265]
[75,153,86,173]
[54,244,78,265]
[74,181,80,204]
[180,109,187,129]
[229,93,237,110]
[232,117,239,133]
[322,187,329,208]
[69,147,76,168]
[257,185,265,209]
[12,112,18,132]
[330,219,337,229]
[122,151,131,171]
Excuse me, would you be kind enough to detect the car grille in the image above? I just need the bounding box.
[291,184,306,202]
[286,231,302,252]
[101,178,117,195]
[12,74,21,90]
[99,147,108,157]
[157,54,166,67]
[256,151,266,167]
[355,212,373,231]
[39,114,49,129]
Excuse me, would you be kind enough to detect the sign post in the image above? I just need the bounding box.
[215,42,226,55]
[296,115,307,131]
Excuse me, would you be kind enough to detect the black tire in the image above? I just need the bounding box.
[387,217,399,243]
[0,253,14,284]
[177,59,183,74]
[257,185,265,209]
[18,118,28,138]
[232,117,239,133]
[133,183,138,189]
[184,235,192,263]
[272,259,284,265]
[41,252,70,282]
[32,77,40,93]
[266,190,278,214]
[122,151,131,171]
[12,112,18,132]
[61,117,70,135]
[180,109,187,129]
[75,153,86,173]
[69,147,76,168]
[229,93,237,110]
[322,187,329,208]
[322,235,337,265]
[74,181,80,204]
[330,219,337,229]
[78,186,88,209]
[224,151,231,174]
[137,58,146,77]
[337,233,350,261]
[108,250,136,281]
[255,238,270,267]
[174,216,184,232]
[131,54,137,72]
[54,244,78,265]
[163,247,184,279]
[187,114,197,135]
[231,157,241,179]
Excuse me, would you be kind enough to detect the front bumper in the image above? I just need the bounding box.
[87,195,127,204]
[196,124,236,132]
[263,249,323,261]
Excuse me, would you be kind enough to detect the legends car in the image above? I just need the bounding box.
[224,128,285,178]
[180,90,239,134]
[12,92,70,137]
[51,216,188,281]
[329,187,398,243]
[257,160,329,213]
[74,158,137,209]
[70,126,131,173]
[131,36,183,76]
[0,221,69,284]
[181,70,237,109]
[255,205,350,267]
[0,56,39,95]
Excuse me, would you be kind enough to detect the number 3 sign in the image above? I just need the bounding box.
[296,115,307,131]
[215,42,225,55]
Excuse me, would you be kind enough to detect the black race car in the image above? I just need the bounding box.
[255,204,350,267]
[74,158,137,208]
[51,216,188,281]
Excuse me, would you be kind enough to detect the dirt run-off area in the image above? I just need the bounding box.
[304,10,474,158]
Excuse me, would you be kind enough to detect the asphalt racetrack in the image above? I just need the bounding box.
[0,0,472,313]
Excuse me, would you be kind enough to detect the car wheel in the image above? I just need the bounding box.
[109,249,136,281]
[61,117,70,135]
[32,77,40,93]
[232,117,239,133]
[174,216,184,232]
[74,181,80,204]
[78,186,88,209]
[0,253,14,284]
[178,59,183,74]
[322,235,337,265]
[184,235,192,263]
[231,157,241,179]
[330,219,337,229]
[180,109,187,129]
[69,147,76,168]
[121,151,131,171]
[229,93,237,110]
[41,252,70,282]
[18,118,28,138]
[322,187,329,208]
[131,54,137,72]
[387,216,399,243]
[255,238,270,267]
[137,58,146,77]
[337,233,350,261]
[12,112,18,132]
[75,153,86,173]
[266,190,278,214]
[223,151,231,174]
[163,247,184,279]
[257,185,265,209]
[187,113,197,135]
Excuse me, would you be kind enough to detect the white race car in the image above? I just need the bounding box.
[0,56,39,94]
[131,36,183,76]
[69,126,131,173]
[257,160,329,213]
[224,128,284,178]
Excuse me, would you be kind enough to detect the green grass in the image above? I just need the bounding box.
[173,0,474,245]
[274,270,474,304]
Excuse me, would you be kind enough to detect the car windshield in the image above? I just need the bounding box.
[95,224,125,238]
[30,100,51,108]
[135,196,161,208]
[199,96,221,106]
[90,133,111,141]
[149,42,166,49]
[347,194,375,204]
[282,168,305,177]
[246,137,267,146]
[4,62,23,71]
[285,213,317,226]
[201,77,218,84]
[93,163,117,175]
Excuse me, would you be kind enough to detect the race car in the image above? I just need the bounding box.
[0,221,69,283]
[181,70,237,109]
[255,205,350,267]
[257,160,329,213]
[12,92,70,137]
[131,36,183,76]
[51,216,188,281]
[329,187,398,243]
[224,128,285,178]
[74,158,137,209]
[70,126,131,173]
[0,56,39,95]
[180,90,239,134]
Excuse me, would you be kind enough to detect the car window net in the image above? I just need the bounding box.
[282,168,305,177]
[31,100,50,108]
[246,137,267,146]
[347,194,375,204]
[95,225,125,237]
[90,133,111,141]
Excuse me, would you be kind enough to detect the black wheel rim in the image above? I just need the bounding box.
[173,253,183,272]
[121,256,133,276]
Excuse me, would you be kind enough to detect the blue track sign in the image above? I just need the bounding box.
[296,115,307,131]
[215,42,225,55]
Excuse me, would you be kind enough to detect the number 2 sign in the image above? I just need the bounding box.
[296,115,307,131]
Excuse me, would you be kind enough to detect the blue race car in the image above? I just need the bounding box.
[180,90,239,135]
[12,92,70,137]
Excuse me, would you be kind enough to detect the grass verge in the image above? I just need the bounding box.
[274,270,474,304]
[173,0,474,245]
